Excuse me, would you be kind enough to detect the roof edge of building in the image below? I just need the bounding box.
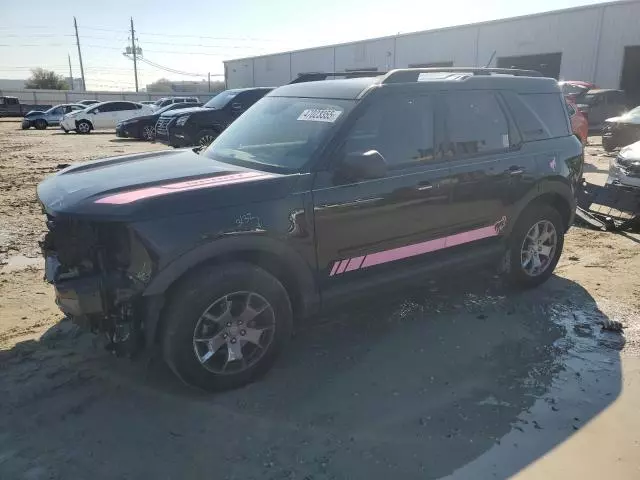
[224,0,637,64]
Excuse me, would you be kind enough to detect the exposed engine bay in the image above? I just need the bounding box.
[41,216,154,354]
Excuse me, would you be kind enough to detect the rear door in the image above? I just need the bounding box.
[91,103,115,128]
[443,90,530,245]
[313,92,456,288]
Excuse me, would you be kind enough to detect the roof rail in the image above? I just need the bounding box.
[289,71,386,84]
[382,67,543,84]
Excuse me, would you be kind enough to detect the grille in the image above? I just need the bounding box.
[155,116,172,137]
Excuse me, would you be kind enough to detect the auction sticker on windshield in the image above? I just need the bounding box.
[297,108,342,123]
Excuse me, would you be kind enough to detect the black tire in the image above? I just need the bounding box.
[34,119,47,130]
[21,123,30,130]
[602,138,616,152]
[76,120,92,134]
[507,204,564,288]
[196,130,218,148]
[162,262,293,391]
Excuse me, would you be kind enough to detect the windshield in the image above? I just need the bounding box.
[203,90,241,109]
[203,96,353,171]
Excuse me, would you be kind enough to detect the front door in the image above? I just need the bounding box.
[312,93,455,290]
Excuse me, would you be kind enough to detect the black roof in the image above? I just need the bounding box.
[269,68,560,100]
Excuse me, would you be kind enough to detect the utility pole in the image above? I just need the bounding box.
[130,17,139,92]
[208,72,211,92]
[68,54,74,90]
[73,17,86,91]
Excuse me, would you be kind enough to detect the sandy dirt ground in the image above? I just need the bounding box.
[0,119,639,479]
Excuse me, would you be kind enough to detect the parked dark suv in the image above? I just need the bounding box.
[37,68,582,391]
[154,88,272,148]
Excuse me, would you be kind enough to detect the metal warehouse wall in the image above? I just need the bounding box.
[224,0,640,89]
[0,89,217,106]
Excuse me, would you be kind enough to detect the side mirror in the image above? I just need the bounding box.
[339,150,387,181]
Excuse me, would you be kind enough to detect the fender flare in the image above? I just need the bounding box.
[142,235,320,343]
[512,178,576,233]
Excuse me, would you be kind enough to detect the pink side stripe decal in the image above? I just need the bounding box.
[443,225,497,248]
[345,256,365,272]
[336,260,349,275]
[330,218,506,276]
[361,238,446,268]
[329,261,340,276]
[95,172,274,205]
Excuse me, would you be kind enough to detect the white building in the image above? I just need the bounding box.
[224,0,640,102]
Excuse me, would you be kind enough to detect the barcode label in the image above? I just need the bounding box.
[297,108,342,123]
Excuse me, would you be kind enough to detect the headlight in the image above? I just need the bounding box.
[175,115,190,126]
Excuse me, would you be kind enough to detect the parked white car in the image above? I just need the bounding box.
[60,101,153,133]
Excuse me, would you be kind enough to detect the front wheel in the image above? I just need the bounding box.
[162,263,293,391]
[141,125,155,141]
[196,130,218,148]
[34,119,47,130]
[76,120,92,134]
[507,205,564,288]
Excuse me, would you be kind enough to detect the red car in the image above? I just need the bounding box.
[566,99,588,145]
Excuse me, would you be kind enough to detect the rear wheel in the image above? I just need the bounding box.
[76,120,92,134]
[162,263,293,391]
[34,119,47,130]
[196,130,218,148]
[141,125,155,141]
[507,205,564,288]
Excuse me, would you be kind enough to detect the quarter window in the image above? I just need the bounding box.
[342,95,435,168]
[520,93,569,138]
[443,92,510,157]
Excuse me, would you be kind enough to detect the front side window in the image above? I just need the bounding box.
[49,107,64,115]
[341,95,435,168]
[443,91,510,157]
[204,96,354,171]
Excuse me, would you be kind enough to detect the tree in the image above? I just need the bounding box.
[25,68,69,90]
[146,78,174,93]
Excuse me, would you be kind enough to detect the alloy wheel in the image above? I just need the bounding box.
[198,134,215,147]
[520,220,557,277]
[192,291,276,374]
[142,125,154,141]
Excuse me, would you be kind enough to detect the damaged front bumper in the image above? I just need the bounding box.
[41,216,156,353]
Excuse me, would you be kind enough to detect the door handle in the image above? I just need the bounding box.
[417,182,433,191]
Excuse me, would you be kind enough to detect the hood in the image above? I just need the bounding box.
[37,149,296,220]
[120,113,159,124]
[619,141,640,161]
[25,110,45,117]
[160,106,213,117]
[605,114,640,125]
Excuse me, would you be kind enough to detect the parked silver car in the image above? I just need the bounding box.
[22,104,86,130]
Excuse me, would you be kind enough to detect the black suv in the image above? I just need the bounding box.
[155,88,272,148]
[37,68,582,391]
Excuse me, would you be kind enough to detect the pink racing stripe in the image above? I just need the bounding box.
[329,261,340,276]
[95,171,274,205]
[444,225,497,248]
[336,260,349,274]
[332,220,504,275]
[361,237,446,268]
[345,256,365,272]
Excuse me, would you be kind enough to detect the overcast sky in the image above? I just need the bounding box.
[2,0,605,90]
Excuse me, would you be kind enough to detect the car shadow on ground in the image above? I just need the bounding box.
[0,273,624,479]
[109,138,144,143]
[50,131,115,136]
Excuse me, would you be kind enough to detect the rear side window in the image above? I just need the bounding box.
[442,91,510,157]
[519,93,569,139]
